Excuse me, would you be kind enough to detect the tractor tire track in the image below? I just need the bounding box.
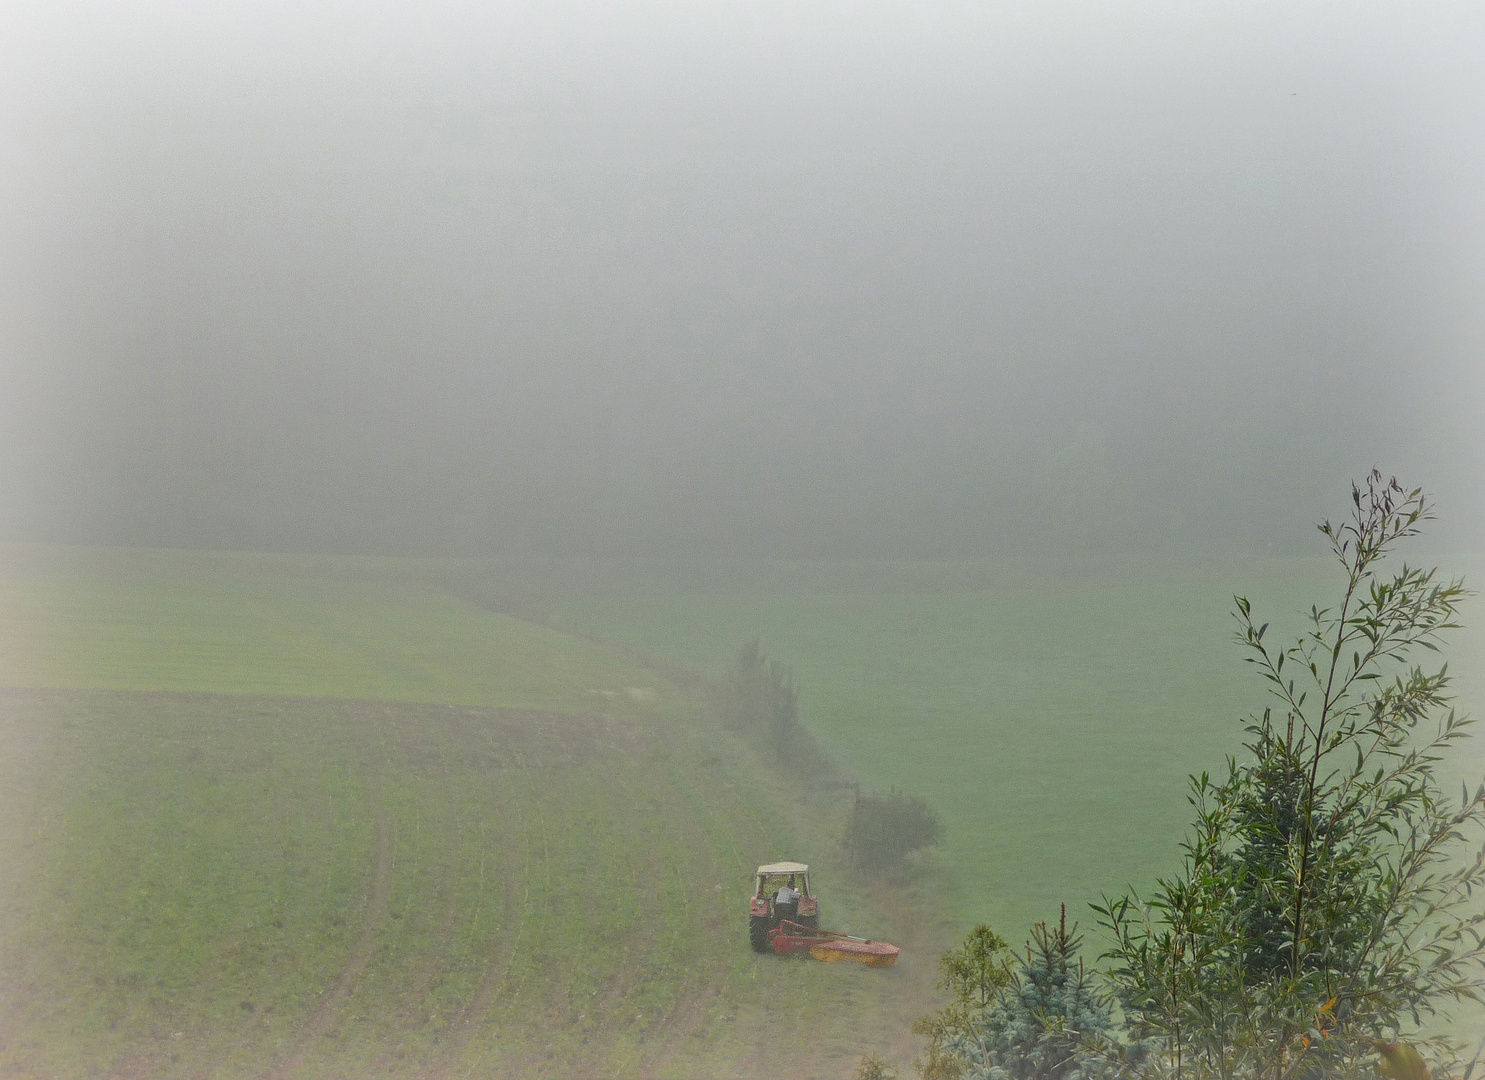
[636,755,726,1078]
[584,755,670,1078]
[428,752,534,1080]
[264,772,393,1080]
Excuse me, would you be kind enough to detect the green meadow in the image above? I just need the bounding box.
[3,544,1480,1075]
[0,545,669,713]
[0,546,944,1079]
[548,557,1485,939]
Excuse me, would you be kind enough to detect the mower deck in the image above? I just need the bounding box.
[768,920,900,967]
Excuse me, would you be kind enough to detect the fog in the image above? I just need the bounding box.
[2,0,1482,561]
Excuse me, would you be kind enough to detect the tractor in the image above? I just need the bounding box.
[748,861,819,952]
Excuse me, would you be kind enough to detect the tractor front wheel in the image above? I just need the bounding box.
[749,915,771,953]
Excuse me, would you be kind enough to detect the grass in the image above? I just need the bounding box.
[0,546,950,1078]
[0,545,670,713]
[546,557,1485,942]
[6,543,1477,1073]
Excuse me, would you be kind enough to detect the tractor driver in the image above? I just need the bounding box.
[774,876,801,922]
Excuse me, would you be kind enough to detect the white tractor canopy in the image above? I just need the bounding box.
[757,861,808,876]
[755,862,810,896]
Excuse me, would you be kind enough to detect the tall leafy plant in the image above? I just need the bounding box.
[1097,474,1485,1080]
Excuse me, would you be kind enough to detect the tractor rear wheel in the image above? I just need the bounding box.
[749,915,771,953]
[798,913,819,930]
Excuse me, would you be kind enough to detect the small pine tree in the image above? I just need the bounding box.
[943,925,1017,1010]
[915,924,1014,1080]
[947,906,1118,1080]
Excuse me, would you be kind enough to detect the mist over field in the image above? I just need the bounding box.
[2,0,1482,560]
[6,4,1485,1076]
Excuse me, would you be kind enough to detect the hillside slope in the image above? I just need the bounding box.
[0,547,948,1078]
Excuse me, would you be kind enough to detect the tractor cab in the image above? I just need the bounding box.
[748,861,819,952]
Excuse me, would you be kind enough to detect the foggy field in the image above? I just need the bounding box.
[3,0,1483,1072]
[549,558,1485,939]
[0,546,672,714]
[3,546,1482,1076]
[0,548,946,1078]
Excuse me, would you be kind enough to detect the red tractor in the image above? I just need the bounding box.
[749,861,819,952]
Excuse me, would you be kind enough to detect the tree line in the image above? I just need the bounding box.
[715,638,943,868]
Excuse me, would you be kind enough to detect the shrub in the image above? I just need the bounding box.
[846,788,942,869]
[857,1052,900,1080]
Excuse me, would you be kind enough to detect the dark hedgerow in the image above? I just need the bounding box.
[713,638,836,780]
[845,787,942,869]
[715,637,800,755]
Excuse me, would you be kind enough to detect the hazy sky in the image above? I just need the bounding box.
[2,1,1482,558]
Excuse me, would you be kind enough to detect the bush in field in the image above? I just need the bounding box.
[1097,474,1485,1080]
[857,1052,901,1080]
[846,788,942,869]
